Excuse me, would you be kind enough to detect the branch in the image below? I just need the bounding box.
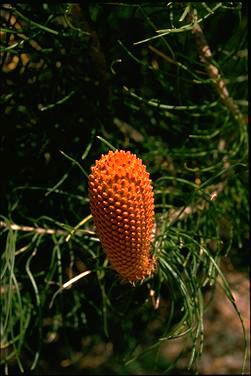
[187,7,246,128]
[167,182,225,225]
[0,221,95,236]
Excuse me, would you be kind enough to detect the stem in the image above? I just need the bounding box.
[0,221,67,235]
[187,7,246,128]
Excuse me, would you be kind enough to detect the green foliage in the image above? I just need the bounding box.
[0,2,248,374]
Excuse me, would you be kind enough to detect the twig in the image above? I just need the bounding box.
[167,182,225,225]
[0,221,94,236]
[0,221,67,235]
[187,7,246,128]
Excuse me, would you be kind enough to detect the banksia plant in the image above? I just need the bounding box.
[88,150,156,283]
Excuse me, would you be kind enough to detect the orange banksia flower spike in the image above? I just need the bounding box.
[88,150,156,283]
